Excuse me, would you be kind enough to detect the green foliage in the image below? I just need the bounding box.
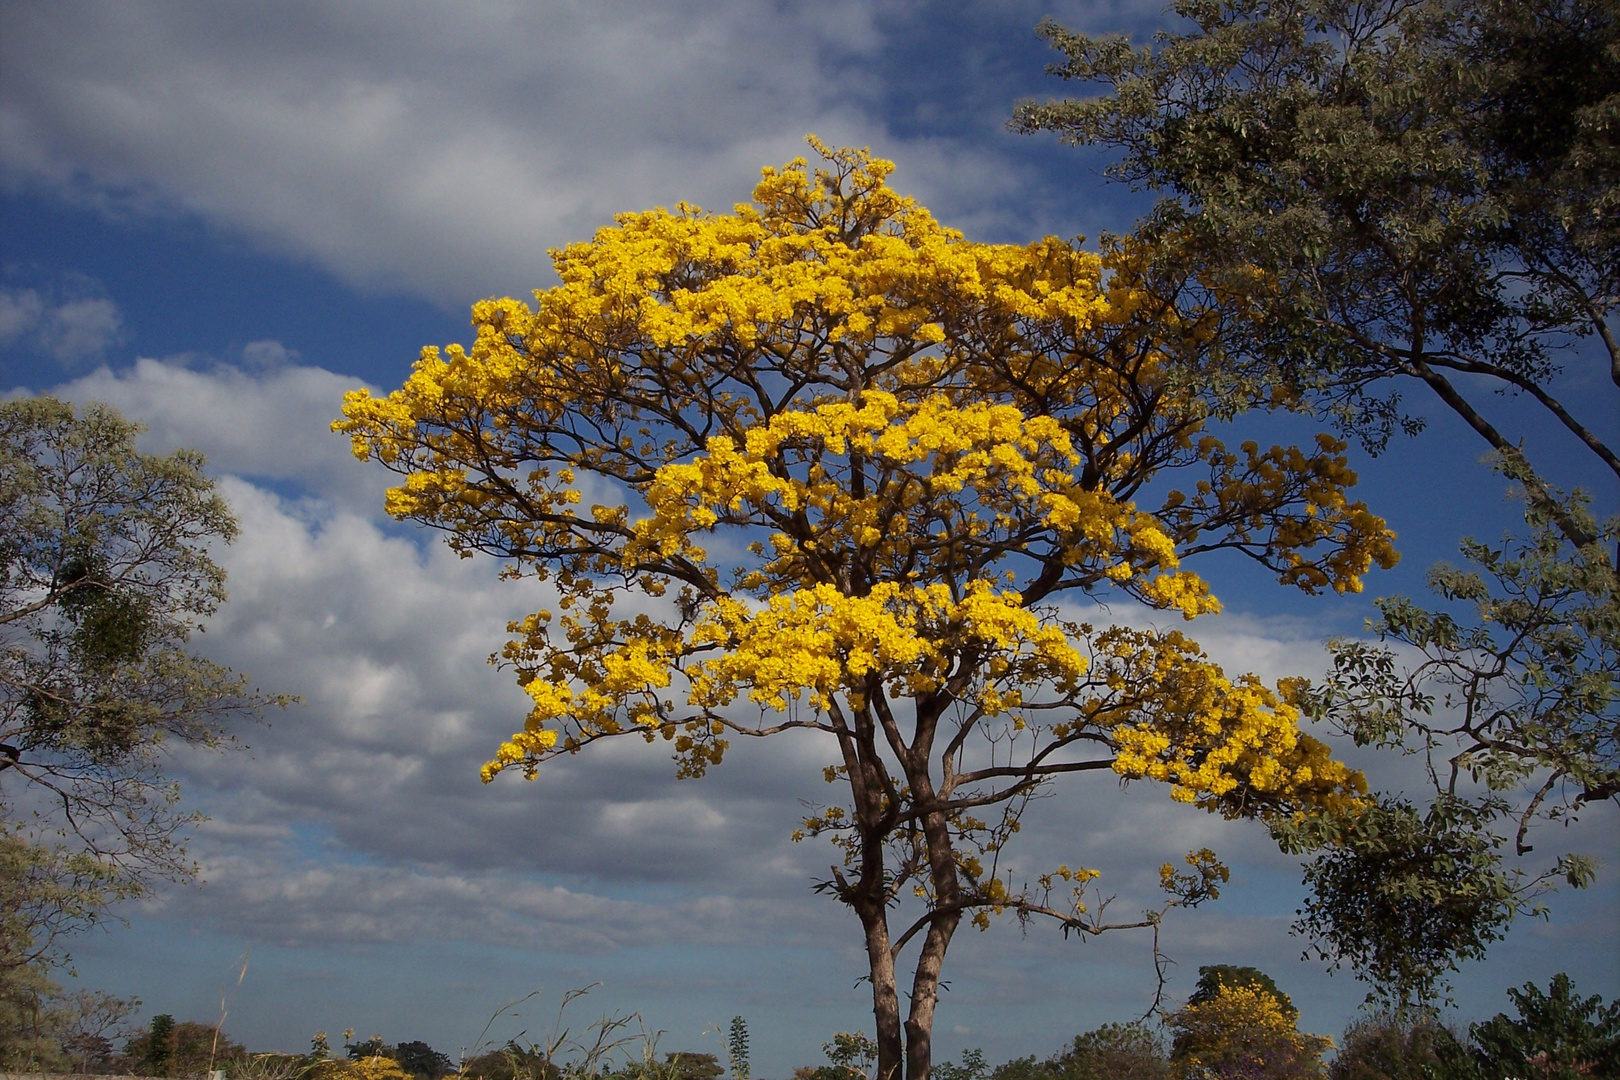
[1017,0,1620,1007]
[1330,1012,1465,1080]
[979,1025,1167,1080]
[986,1056,1045,1080]
[1465,974,1620,1079]
[794,1032,880,1080]
[1061,1025,1168,1080]
[1282,476,1618,1006]
[142,1014,176,1075]
[1285,797,1520,1010]
[393,1040,456,1080]
[0,958,68,1072]
[1,397,289,976]
[658,1052,724,1080]
[0,963,137,1073]
[934,1047,988,1080]
[349,1036,392,1061]
[1016,0,1618,465]
[725,1018,749,1080]
[461,1040,558,1080]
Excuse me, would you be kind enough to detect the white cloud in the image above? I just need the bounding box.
[0,287,44,343]
[242,338,300,369]
[155,833,800,952]
[0,1,934,305]
[39,296,123,361]
[0,284,123,363]
[54,355,389,507]
[0,1,1154,309]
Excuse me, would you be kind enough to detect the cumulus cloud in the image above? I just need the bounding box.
[0,284,123,363]
[0,1,1167,309]
[54,355,389,507]
[0,287,43,343]
[0,1,888,303]
[159,830,802,952]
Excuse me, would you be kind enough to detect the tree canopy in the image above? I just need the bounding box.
[337,142,1390,1080]
[0,397,283,979]
[1016,0,1620,1006]
[1166,970,1330,1079]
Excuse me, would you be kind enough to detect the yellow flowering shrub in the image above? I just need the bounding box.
[336,140,1387,1069]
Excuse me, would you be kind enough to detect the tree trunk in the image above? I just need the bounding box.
[859,898,904,1080]
[902,912,958,1080]
[902,799,964,1080]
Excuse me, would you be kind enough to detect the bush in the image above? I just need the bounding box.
[1330,1013,1463,1080]
[461,1041,557,1080]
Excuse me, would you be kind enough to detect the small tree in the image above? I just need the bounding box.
[932,1048,987,1080]
[725,1018,749,1080]
[393,1041,455,1080]
[338,143,1388,1079]
[1167,971,1330,1079]
[974,1025,1166,1080]
[1330,1012,1460,1080]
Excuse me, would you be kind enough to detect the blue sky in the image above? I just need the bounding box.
[2,1,1616,1073]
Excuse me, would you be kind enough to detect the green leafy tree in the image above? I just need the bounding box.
[123,1015,249,1077]
[1015,0,1618,490]
[1016,0,1620,1007]
[0,959,67,1071]
[349,1036,393,1062]
[1,397,287,986]
[795,1033,882,1080]
[1059,1024,1168,1080]
[131,1014,177,1075]
[461,1040,558,1080]
[933,1048,988,1080]
[1464,974,1620,1080]
[661,1052,725,1080]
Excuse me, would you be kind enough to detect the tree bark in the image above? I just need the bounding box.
[903,804,963,1080]
[855,893,907,1080]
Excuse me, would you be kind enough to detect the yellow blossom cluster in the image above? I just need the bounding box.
[1096,628,1366,815]
[686,580,1088,712]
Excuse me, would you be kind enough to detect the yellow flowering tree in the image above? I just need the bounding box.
[1167,978,1332,1079]
[336,142,1391,1080]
